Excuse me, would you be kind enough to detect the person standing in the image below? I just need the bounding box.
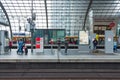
[24,45,28,55]
[49,38,54,44]
[17,39,24,54]
[9,40,12,52]
[96,34,99,41]
[113,39,117,52]
[93,38,98,50]
[49,38,54,54]
[64,38,68,54]
[57,38,61,51]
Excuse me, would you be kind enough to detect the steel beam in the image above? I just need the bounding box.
[0,1,12,38]
[82,0,93,30]
[44,0,48,29]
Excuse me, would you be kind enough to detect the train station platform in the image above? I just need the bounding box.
[0,49,120,62]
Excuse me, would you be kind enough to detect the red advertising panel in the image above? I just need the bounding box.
[35,37,44,53]
[36,44,40,48]
[36,37,40,42]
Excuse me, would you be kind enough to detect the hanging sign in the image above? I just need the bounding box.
[109,22,115,29]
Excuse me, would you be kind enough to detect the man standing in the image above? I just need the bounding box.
[49,38,54,54]
[113,39,117,52]
[93,38,98,50]
[64,38,68,54]
[57,38,61,52]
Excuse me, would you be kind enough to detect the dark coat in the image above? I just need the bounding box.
[93,39,98,46]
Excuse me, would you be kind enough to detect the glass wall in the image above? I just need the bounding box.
[33,29,65,44]
[117,21,120,36]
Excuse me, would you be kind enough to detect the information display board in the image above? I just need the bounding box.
[105,31,113,54]
[35,37,44,53]
[79,31,89,44]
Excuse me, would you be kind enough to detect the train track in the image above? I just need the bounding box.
[0,62,120,80]
[0,69,120,80]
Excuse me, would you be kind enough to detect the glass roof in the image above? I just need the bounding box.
[1,0,120,36]
[0,5,9,26]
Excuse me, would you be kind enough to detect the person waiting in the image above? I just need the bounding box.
[57,38,61,51]
[93,38,98,50]
[9,40,12,52]
[24,45,28,55]
[64,38,69,54]
[113,39,117,52]
[17,39,24,54]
